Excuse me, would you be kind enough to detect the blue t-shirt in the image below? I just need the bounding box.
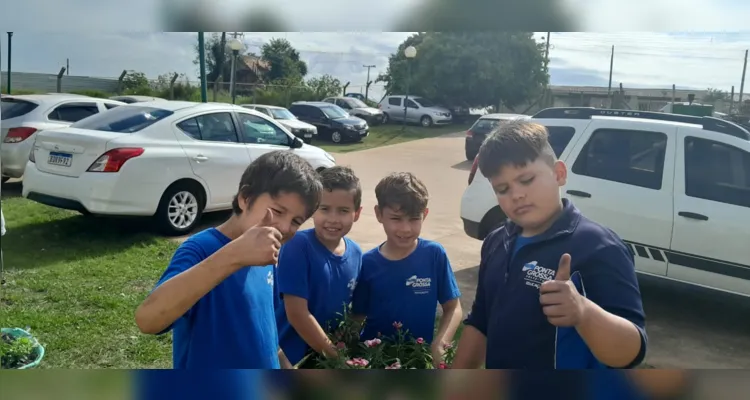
[352,239,461,343]
[464,199,647,370]
[134,370,264,400]
[153,228,280,369]
[275,228,363,365]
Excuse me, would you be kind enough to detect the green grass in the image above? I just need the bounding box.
[314,123,471,153]
[0,197,178,368]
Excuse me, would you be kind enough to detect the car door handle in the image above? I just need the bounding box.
[678,211,709,221]
[566,190,592,198]
[193,155,208,162]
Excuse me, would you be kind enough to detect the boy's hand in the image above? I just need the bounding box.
[431,342,447,368]
[228,209,282,267]
[539,254,589,327]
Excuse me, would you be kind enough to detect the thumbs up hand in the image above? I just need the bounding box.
[539,254,587,327]
[226,209,283,268]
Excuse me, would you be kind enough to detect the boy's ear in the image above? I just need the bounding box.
[374,205,383,223]
[423,208,430,220]
[554,160,567,186]
[354,206,363,222]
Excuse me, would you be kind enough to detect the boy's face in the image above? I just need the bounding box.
[237,192,309,244]
[312,189,362,244]
[488,158,567,235]
[375,205,428,250]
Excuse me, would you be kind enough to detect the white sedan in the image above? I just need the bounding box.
[22,101,337,235]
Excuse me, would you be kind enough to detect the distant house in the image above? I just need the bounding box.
[235,54,270,86]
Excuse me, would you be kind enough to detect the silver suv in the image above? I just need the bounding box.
[378,95,452,127]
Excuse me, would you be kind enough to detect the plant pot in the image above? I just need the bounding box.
[1,328,45,369]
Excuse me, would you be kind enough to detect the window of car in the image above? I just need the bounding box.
[48,102,100,122]
[175,112,240,143]
[269,108,296,120]
[72,105,174,133]
[546,126,576,157]
[255,107,272,117]
[335,99,351,109]
[405,99,418,109]
[388,97,401,106]
[684,137,750,208]
[414,98,436,107]
[571,128,667,190]
[289,105,310,118]
[1,98,39,120]
[237,113,290,146]
[323,98,336,104]
[320,105,348,119]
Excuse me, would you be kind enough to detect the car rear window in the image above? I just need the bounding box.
[71,105,174,133]
[1,98,39,120]
[471,118,502,134]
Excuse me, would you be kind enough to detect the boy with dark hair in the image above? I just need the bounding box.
[352,172,463,367]
[135,150,323,369]
[275,166,364,367]
[452,120,647,370]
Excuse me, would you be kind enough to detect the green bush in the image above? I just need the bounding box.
[70,89,110,99]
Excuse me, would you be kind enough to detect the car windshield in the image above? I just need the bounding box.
[270,108,296,120]
[347,98,368,108]
[414,97,437,107]
[320,105,349,119]
[471,118,501,133]
[1,98,39,120]
[71,105,174,133]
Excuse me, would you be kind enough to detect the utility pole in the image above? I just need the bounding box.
[544,32,551,67]
[607,45,614,107]
[739,49,748,109]
[198,32,208,102]
[6,32,12,94]
[363,64,375,101]
[66,58,69,75]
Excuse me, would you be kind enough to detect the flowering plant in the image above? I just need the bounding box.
[296,306,457,369]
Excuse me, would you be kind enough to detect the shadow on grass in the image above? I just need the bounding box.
[2,213,163,271]
[1,180,22,198]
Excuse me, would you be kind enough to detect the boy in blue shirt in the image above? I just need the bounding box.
[275,166,364,367]
[352,172,462,367]
[134,151,322,369]
[452,121,647,370]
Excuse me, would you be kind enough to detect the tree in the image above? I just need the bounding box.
[307,74,342,98]
[122,70,152,95]
[376,32,548,110]
[702,88,729,103]
[194,33,232,84]
[261,38,308,84]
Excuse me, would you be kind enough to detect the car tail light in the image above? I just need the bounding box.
[3,127,38,143]
[468,155,480,185]
[465,130,473,137]
[29,146,36,163]
[87,147,144,173]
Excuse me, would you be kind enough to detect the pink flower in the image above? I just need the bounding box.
[385,361,402,369]
[416,337,425,345]
[364,338,382,347]
[443,342,454,350]
[438,361,448,369]
[345,358,370,368]
[336,342,346,350]
[392,321,403,330]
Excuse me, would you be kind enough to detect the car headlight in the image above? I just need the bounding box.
[346,125,356,130]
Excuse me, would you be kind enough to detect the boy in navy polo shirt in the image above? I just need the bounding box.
[352,172,463,367]
[452,121,647,370]
[275,166,364,367]
[135,151,322,369]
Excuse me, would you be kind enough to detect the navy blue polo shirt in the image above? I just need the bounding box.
[464,199,647,369]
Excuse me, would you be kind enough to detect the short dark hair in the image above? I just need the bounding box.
[318,166,362,209]
[374,172,429,217]
[477,120,557,178]
[231,151,322,218]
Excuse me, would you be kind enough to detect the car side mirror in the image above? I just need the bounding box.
[290,137,303,148]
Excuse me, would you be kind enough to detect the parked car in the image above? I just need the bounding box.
[461,106,750,297]
[240,104,317,144]
[22,101,336,236]
[464,113,528,160]
[377,95,452,127]
[1,94,126,182]
[109,95,167,104]
[289,102,369,143]
[344,93,367,102]
[322,96,384,125]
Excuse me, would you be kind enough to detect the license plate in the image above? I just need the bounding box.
[304,134,312,138]
[48,151,72,167]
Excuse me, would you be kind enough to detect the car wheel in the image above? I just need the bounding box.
[155,182,205,236]
[331,131,343,143]
[382,113,390,124]
[420,115,433,127]
[465,147,477,161]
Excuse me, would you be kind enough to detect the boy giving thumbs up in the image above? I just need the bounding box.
[452,121,647,371]
[135,151,323,369]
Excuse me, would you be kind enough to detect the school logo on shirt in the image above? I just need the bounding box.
[405,275,432,295]
[266,271,274,287]
[347,278,357,292]
[522,261,555,289]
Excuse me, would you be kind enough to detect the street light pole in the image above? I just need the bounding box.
[198,32,208,103]
[402,46,417,131]
[227,38,244,105]
[6,32,13,94]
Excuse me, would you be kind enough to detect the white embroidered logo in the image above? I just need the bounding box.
[405,275,432,294]
[347,278,357,292]
[522,261,555,289]
[266,271,274,286]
